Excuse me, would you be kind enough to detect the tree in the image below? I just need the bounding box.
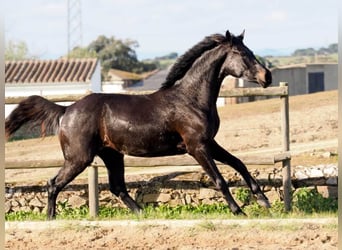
[66,46,97,58]
[88,36,141,73]
[292,48,316,57]
[317,47,330,55]
[5,40,33,60]
[328,43,337,53]
[65,35,157,75]
[155,52,178,60]
[292,44,337,57]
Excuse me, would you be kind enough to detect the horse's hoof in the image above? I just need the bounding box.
[256,194,271,208]
[46,215,56,220]
[231,207,247,216]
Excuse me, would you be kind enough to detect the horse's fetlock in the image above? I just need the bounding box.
[109,186,122,197]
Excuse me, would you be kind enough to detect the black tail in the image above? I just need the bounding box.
[5,95,67,139]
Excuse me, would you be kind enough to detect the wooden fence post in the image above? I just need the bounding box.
[88,165,99,217]
[280,82,292,211]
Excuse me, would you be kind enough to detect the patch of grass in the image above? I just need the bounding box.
[235,187,252,205]
[139,203,235,220]
[196,220,217,231]
[5,210,46,221]
[5,187,337,221]
[56,200,89,219]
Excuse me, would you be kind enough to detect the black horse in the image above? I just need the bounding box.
[6,30,272,219]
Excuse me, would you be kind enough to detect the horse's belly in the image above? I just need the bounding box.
[105,131,186,157]
[126,142,187,157]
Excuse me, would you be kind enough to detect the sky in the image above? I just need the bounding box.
[4,0,338,60]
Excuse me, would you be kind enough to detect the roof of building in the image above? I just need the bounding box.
[5,58,98,84]
[126,69,169,91]
[106,68,143,81]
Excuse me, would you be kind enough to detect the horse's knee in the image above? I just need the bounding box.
[47,178,57,196]
[186,144,209,161]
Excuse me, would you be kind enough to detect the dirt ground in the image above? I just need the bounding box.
[5,90,338,249]
[5,218,338,250]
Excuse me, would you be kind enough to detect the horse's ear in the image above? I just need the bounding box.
[238,29,245,41]
[225,30,232,43]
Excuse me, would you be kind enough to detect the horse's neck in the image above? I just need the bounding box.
[177,47,226,108]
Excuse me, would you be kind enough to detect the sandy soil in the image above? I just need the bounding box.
[5,90,338,249]
[5,218,338,250]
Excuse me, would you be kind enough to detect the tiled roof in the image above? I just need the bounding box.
[5,58,98,84]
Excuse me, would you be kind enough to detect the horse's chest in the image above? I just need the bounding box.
[184,110,220,137]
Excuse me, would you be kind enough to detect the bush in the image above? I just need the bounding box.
[234,187,252,205]
[292,187,337,214]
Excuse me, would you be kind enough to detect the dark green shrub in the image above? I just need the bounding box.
[293,187,337,213]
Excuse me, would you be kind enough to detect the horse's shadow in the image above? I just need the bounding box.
[98,171,213,207]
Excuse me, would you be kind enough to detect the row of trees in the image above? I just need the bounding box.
[7,36,336,75]
[292,43,337,57]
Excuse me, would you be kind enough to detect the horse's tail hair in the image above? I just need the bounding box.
[5,95,67,140]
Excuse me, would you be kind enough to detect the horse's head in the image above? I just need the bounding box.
[220,30,272,88]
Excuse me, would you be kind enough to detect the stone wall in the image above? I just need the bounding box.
[5,164,338,214]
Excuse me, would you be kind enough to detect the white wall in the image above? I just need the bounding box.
[5,83,91,118]
[5,83,92,97]
[90,61,102,93]
[271,67,307,96]
[102,81,125,93]
[271,64,337,96]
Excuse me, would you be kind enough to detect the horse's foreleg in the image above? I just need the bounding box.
[210,140,270,208]
[47,177,58,220]
[187,143,245,215]
[47,159,90,219]
[98,148,141,213]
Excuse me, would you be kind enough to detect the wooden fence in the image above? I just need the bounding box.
[5,82,291,216]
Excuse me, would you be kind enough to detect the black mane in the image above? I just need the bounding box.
[160,33,227,89]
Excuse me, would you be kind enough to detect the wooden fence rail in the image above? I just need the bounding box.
[5,82,291,216]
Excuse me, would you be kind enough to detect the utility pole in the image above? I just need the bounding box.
[67,0,82,56]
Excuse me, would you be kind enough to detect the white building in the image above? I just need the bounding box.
[270,63,338,96]
[5,58,101,117]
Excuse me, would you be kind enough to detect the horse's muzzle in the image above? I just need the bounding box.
[256,66,272,88]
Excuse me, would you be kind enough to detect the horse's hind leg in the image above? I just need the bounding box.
[47,159,91,219]
[98,147,141,213]
[210,140,270,208]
